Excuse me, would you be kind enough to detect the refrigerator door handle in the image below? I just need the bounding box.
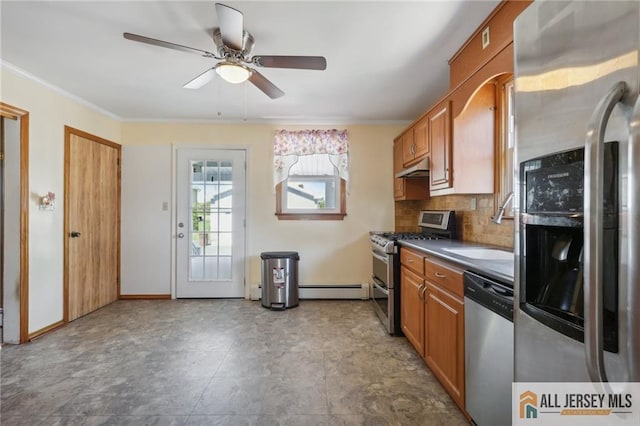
[584,81,626,383]
[627,93,640,381]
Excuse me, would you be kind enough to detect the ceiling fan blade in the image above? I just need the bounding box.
[248,70,284,99]
[215,3,244,51]
[183,68,216,89]
[123,32,216,57]
[254,55,327,70]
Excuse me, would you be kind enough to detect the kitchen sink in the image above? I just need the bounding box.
[442,247,513,261]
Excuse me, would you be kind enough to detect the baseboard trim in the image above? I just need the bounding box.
[119,294,171,300]
[28,319,65,341]
[250,283,369,301]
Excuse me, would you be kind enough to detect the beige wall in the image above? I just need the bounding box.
[122,122,403,291]
[2,64,405,335]
[1,67,121,335]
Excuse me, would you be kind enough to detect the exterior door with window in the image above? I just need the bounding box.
[176,148,246,298]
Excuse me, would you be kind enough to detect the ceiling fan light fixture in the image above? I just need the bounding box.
[215,62,251,84]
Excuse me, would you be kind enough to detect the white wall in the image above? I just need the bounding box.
[121,123,401,294]
[1,66,121,334]
[120,145,172,295]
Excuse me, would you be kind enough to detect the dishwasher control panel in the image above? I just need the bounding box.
[463,271,514,321]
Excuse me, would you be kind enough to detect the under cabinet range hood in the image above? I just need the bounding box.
[395,157,429,178]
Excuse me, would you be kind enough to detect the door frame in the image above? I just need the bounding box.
[171,144,250,299]
[0,102,29,343]
[63,126,121,323]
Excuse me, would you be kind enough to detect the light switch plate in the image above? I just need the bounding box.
[482,27,490,49]
[470,197,477,211]
[162,201,169,211]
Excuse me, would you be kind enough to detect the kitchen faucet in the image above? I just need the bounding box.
[491,192,514,224]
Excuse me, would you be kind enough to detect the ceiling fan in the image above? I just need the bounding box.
[123,2,327,99]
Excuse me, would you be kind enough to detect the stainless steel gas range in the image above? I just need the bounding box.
[370,210,456,335]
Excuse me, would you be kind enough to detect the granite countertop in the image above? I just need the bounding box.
[398,239,514,285]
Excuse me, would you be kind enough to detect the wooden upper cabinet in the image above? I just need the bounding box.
[413,117,429,159]
[394,136,429,201]
[402,119,429,167]
[448,0,532,89]
[429,100,452,191]
[401,130,415,166]
[393,137,405,198]
[450,80,497,195]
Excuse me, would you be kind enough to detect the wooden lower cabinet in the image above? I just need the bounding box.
[424,282,465,409]
[400,265,425,355]
[400,250,466,413]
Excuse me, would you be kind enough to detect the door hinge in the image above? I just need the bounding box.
[0,152,4,161]
[117,158,120,166]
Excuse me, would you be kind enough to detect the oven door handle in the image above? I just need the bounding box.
[372,251,389,265]
[372,277,390,295]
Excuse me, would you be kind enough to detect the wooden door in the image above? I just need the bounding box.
[400,266,425,356]
[65,127,120,321]
[424,282,465,408]
[429,101,452,191]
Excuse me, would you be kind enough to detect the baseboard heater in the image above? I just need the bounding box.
[251,283,369,300]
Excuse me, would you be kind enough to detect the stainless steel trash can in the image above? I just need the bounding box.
[261,251,299,310]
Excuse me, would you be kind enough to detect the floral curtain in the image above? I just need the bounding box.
[273,129,349,188]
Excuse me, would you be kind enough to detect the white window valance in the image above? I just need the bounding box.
[273,129,349,188]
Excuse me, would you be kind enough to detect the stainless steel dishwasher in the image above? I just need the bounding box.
[464,271,514,426]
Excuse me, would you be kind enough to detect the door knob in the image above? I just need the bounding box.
[177,233,184,238]
[70,231,81,238]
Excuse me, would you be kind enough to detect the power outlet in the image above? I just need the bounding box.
[470,197,477,211]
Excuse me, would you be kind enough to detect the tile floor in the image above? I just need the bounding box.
[1,300,469,425]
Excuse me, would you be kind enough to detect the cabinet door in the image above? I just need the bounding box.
[429,101,452,191]
[394,136,429,201]
[393,138,405,198]
[424,283,465,408]
[402,129,416,166]
[401,266,425,356]
[413,116,429,159]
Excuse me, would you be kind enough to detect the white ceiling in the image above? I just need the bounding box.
[0,1,500,123]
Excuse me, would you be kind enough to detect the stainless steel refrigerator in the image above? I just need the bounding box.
[514,1,640,383]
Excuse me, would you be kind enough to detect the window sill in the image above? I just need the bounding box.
[275,213,346,221]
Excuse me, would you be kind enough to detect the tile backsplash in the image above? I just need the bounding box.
[395,194,514,249]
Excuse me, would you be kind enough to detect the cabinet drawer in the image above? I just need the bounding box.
[424,257,463,297]
[401,248,424,276]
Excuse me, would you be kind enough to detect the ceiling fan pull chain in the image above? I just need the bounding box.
[244,81,248,122]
